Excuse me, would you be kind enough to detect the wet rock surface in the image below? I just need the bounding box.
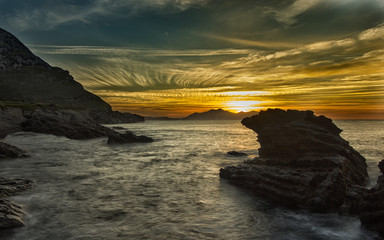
[20,106,113,140]
[0,142,30,159]
[220,109,368,212]
[227,151,248,157]
[0,178,33,229]
[359,160,384,236]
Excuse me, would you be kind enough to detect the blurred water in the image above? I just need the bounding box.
[0,120,383,240]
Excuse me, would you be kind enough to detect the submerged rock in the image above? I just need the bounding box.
[220,109,368,212]
[0,178,33,229]
[359,160,384,236]
[107,131,153,144]
[227,151,248,157]
[0,142,30,159]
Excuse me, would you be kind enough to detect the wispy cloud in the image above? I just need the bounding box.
[273,0,322,25]
[28,23,384,118]
[4,0,210,31]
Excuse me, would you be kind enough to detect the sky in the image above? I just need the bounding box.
[1,0,383,119]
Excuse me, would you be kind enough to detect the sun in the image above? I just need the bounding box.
[225,100,262,113]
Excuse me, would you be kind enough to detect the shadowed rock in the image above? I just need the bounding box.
[19,106,113,140]
[220,109,368,212]
[227,151,248,157]
[0,178,33,229]
[107,131,153,144]
[0,142,30,159]
[359,159,384,236]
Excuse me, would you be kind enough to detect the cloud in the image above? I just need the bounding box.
[274,0,322,25]
[358,23,384,41]
[28,22,384,118]
[3,0,210,31]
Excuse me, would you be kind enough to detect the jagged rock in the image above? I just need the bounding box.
[359,160,384,236]
[19,106,113,140]
[0,178,33,197]
[0,106,25,138]
[0,178,33,229]
[0,142,30,159]
[220,109,368,212]
[107,131,153,144]
[227,151,248,156]
[0,28,111,111]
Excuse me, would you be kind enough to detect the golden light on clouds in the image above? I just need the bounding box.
[30,23,384,119]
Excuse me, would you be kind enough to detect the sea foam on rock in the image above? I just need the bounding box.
[220,109,368,212]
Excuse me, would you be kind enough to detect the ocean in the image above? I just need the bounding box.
[0,120,383,240]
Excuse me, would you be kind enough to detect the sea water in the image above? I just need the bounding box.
[0,120,383,240]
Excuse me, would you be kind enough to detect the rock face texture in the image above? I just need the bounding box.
[220,109,368,212]
[0,27,110,111]
[0,142,30,159]
[359,160,384,236]
[20,106,113,140]
[0,178,33,229]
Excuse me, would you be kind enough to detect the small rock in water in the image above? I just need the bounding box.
[107,131,153,144]
[227,151,248,156]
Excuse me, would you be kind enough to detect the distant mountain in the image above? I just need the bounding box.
[184,109,258,120]
[0,27,110,111]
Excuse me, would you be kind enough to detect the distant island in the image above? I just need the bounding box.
[145,109,258,121]
[183,109,258,120]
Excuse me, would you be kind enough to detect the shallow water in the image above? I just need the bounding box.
[0,120,383,240]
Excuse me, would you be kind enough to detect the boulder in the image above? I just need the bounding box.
[0,142,30,159]
[107,131,153,144]
[220,109,368,212]
[359,160,384,236]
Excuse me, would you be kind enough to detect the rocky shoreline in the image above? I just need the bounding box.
[220,109,383,236]
[0,104,153,230]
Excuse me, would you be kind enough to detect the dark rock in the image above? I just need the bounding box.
[0,199,25,229]
[112,126,125,130]
[89,110,144,124]
[107,131,153,144]
[0,27,110,111]
[184,109,258,120]
[0,178,33,197]
[359,160,384,236]
[227,151,248,156]
[0,142,30,159]
[220,108,368,212]
[20,106,113,140]
[0,177,33,229]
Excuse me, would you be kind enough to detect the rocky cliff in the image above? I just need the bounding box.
[220,109,368,212]
[0,28,111,111]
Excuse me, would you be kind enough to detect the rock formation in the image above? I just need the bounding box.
[0,178,33,229]
[0,27,145,124]
[359,160,384,236]
[20,105,113,140]
[0,142,30,159]
[107,131,153,144]
[0,27,110,111]
[220,109,368,212]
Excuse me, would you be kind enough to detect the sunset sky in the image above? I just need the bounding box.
[1,0,383,119]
